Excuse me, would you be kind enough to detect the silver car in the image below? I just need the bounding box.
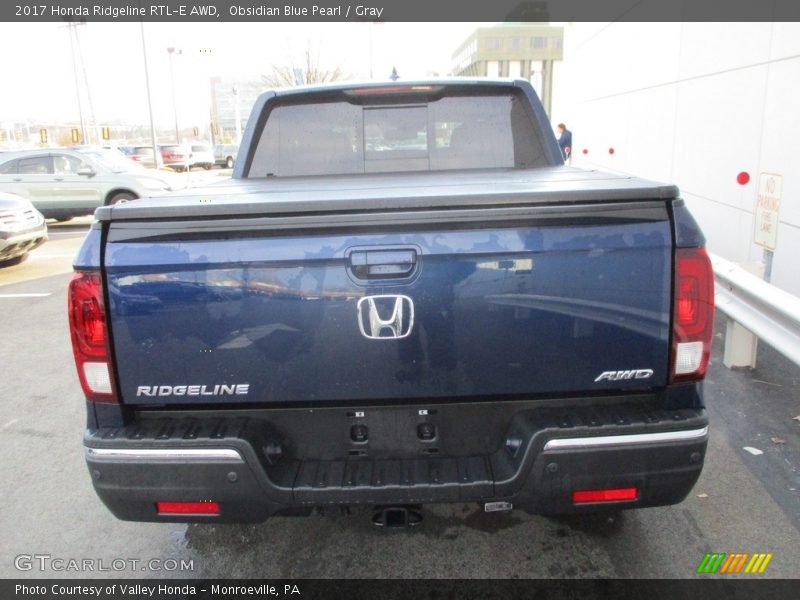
[190,144,215,170]
[214,143,238,169]
[0,191,47,266]
[0,149,174,221]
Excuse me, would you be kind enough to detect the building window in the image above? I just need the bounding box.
[510,37,523,50]
[486,37,502,51]
[531,37,546,49]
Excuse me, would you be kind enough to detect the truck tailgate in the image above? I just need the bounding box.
[105,201,672,405]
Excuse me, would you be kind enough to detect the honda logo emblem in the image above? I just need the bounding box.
[357,295,414,340]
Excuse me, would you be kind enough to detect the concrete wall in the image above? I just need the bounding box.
[552,23,800,297]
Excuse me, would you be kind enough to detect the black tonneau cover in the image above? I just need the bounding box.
[94,167,679,222]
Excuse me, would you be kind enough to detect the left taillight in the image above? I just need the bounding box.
[68,271,117,402]
[671,247,715,382]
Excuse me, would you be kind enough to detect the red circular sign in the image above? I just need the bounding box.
[736,172,750,185]
[608,148,615,155]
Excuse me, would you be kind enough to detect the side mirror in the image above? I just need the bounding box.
[77,167,95,177]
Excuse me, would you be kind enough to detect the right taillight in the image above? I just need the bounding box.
[671,247,715,381]
[68,270,117,402]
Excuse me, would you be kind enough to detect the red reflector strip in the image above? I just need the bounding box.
[572,488,638,503]
[156,501,220,515]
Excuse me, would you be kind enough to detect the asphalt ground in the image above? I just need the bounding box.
[0,229,798,580]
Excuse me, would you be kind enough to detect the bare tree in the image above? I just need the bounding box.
[261,47,347,88]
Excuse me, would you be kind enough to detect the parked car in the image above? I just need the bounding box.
[76,148,189,193]
[128,145,162,169]
[214,143,238,169]
[158,144,192,172]
[75,147,147,173]
[0,149,174,220]
[189,144,215,170]
[0,191,47,266]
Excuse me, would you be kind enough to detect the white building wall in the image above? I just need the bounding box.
[552,23,800,297]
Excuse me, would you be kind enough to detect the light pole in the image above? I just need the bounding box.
[209,76,221,147]
[167,47,182,143]
[232,85,242,144]
[140,24,160,168]
[66,22,88,144]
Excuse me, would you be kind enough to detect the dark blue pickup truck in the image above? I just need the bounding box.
[69,79,714,525]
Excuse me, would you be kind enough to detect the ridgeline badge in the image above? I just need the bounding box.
[136,384,249,397]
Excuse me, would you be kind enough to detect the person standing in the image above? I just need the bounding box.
[557,123,572,162]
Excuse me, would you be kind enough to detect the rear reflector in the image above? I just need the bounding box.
[573,488,639,503]
[68,271,117,402]
[671,247,715,382]
[156,501,220,516]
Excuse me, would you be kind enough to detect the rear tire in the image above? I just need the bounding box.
[225,157,234,169]
[0,254,27,267]
[108,192,136,205]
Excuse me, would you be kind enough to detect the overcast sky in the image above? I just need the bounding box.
[0,22,484,129]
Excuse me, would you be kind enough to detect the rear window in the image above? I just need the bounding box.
[249,90,548,178]
[0,159,17,174]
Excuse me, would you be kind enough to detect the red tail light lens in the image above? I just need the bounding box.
[671,247,715,382]
[573,487,638,503]
[68,271,117,402]
[156,501,220,516]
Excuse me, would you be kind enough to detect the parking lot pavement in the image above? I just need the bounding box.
[0,268,798,579]
[703,322,800,526]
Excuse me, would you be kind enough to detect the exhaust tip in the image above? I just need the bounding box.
[372,505,423,528]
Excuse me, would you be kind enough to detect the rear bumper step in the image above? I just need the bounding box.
[542,426,708,450]
[84,402,709,522]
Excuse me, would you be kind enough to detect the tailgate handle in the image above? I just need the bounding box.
[350,249,417,279]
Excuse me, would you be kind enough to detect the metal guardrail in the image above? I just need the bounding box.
[710,252,800,369]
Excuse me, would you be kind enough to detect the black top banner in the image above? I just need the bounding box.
[2,0,799,22]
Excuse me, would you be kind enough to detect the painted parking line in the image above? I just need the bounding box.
[0,293,52,298]
[30,254,78,259]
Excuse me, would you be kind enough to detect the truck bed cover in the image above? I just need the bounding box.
[95,167,679,222]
